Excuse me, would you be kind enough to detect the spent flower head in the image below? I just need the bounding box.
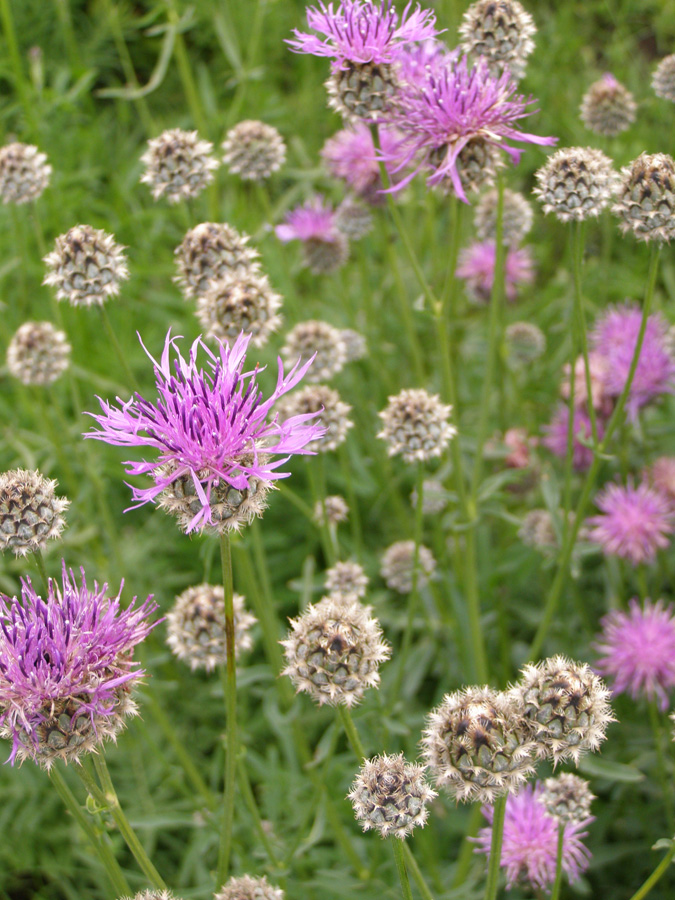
[652,55,675,103]
[140,128,219,203]
[580,73,636,137]
[215,874,284,900]
[540,773,595,824]
[196,271,283,349]
[588,480,674,565]
[174,223,260,300]
[221,120,286,181]
[533,147,617,222]
[0,469,69,557]
[314,494,349,525]
[613,153,675,242]
[7,321,71,386]
[276,384,353,452]
[377,388,456,463]
[43,225,129,308]
[281,320,348,382]
[459,0,536,81]
[474,187,533,245]
[380,540,436,593]
[456,240,534,303]
[325,560,369,600]
[276,197,349,274]
[0,142,51,204]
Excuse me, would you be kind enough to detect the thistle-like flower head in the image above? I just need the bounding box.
[43,225,129,308]
[377,388,456,463]
[380,540,436,593]
[542,405,603,472]
[0,142,51,204]
[612,153,675,242]
[459,0,537,81]
[456,241,534,303]
[580,73,636,137]
[540,773,595,825]
[588,480,674,565]
[325,560,369,601]
[276,197,349,273]
[534,147,617,222]
[0,469,70,557]
[215,875,284,900]
[276,384,353,452]
[140,129,219,203]
[221,120,286,182]
[7,321,71,386]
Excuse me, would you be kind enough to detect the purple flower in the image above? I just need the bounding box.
[379,54,556,201]
[86,331,325,533]
[0,562,158,767]
[474,783,593,892]
[588,480,674,564]
[321,124,400,199]
[542,405,603,471]
[455,240,534,302]
[594,599,675,710]
[287,1,439,68]
[276,195,341,244]
[590,304,675,419]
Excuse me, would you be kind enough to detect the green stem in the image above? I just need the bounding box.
[307,459,336,565]
[484,795,507,900]
[550,823,565,900]
[452,804,484,887]
[403,843,435,900]
[0,0,37,133]
[166,1,208,136]
[648,701,675,834]
[237,752,280,867]
[338,705,367,761]
[392,838,414,900]
[338,442,363,554]
[31,548,49,594]
[626,842,675,900]
[99,305,139,392]
[572,220,599,445]
[100,0,155,134]
[216,532,237,889]
[53,0,82,72]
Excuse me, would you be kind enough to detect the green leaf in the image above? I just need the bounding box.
[577,756,645,783]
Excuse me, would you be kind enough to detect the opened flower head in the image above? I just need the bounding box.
[86,331,325,534]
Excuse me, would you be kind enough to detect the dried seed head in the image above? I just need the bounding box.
[339,327,367,362]
[534,147,616,222]
[613,153,675,242]
[221,120,286,181]
[411,479,450,515]
[326,61,399,122]
[513,656,614,764]
[645,457,675,508]
[378,389,457,464]
[276,385,353,452]
[0,469,69,557]
[281,596,390,706]
[7,321,71,386]
[215,875,284,900]
[380,540,436,594]
[156,460,272,535]
[325,560,369,601]
[314,494,349,526]
[459,0,537,81]
[518,509,558,550]
[335,196,374,240]
[140,128,219,203]
[433,137,505,197]
[166,583,256,672]
[122,892,179,900]
[474,188,533,245]
[304,231,350,274]
[196,272,282,348]
[580,73,636,137]
[653,55,675,103]
[43,225,129,308]
[281,320,348,382]
[349,753,437,839]
[0,142,51,204]
[505,321,546,365]
[422,686,537,803]
[540,773,595,824]
[174,223,260,299]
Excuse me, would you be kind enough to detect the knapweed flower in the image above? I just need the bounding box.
[349,753,437,839]
[594,599,675,710]
[215,875,284,900]
[590,304,675,419]
[652,54,675,103]
[541,773,594,824]
[542,405,602,471]
[314,494,349,525]
[580,73,636,137]
[221,120,286,181]
[380,54,556,202]
[0,469,69,557]
[0,142,51,204]
[456,240,534,303]
[325,560,369,601]
[276,384,353,452]
[505,321,545,365]
[0,563,157,767]
[321,123,400,201]
[534,147,617,222]
[377,388,456,463]
[339,326,368,361]
[380,540,436,593]
[474,783,592,891]
[519,509,558,551]
[335,196,373,239]
[6,321,71,386]
[174,223,260,300]
[195,271,283,348]
[85,331,325,534]
[503,427,535,469]
[561,352,611,414]
[645,456,675,508]
[140,128,219,203]
[287,1,439,121]
[459,0,536,81]
[281,320,348,382]
[122,891,181,900]
[276,197,349,274]
[474,187,533,245]
[613,153,675,242]
[43,225,129,308]
[588,481,674,565]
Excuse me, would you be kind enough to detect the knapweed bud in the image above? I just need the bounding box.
[166,584,256,672]
[534,148,616,222]
[275,196,349,274]
[277,385,353,452]
[435,137,504,197]
[335,196,373,240]
[196,272,282,348]
[221,120,286,181]
[281,596,390,706]
[0,142,51,204]
[518,509,558,551]
[348,754,437,839]
[411,479,450,515]
[43,225,129,307]
[174,223,260,299]
[215,875,284,900]
[540,773,595,824]
[422,686,537,802]
[380,540,436,594]
[122,889,180,900]
[325,561,369,601]
[339,327,367,362]
[377,389,457,463]
[459,0,536,81]
[327,61,399,122]
[580,74,636,137]
[140,128,219,203]
[474,188,533,245]
[505,321,546,365]
[7,321,71,386]
[513,656,614,764]
[613,153,675,242]
[0,469,69,556]
[652,54,675,103]
[314,494,349,526]
[281,320,348,383]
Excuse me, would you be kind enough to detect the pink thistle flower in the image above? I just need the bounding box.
[276,196,341,244]
[321,123,400,199]
[504,427,535,469]
[590,304,675,419]
[85,331,325,534]
[561,352,612,415]
[588,481,674,565]
[456,240,534,302]
[474,783,593,892]
[645,456,675,509]
[542,405,603,471]
[594,599,675,710]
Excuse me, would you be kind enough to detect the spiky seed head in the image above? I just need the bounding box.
[314,494,349,526]
[380,540,436,594]
[335,196,374,240]
[140,128,219,203]
[7,321,71,386]
[422,686,537,803]
[196,272,283,348]
[276,384,353,452]
[339,327,367,362]
[433,137,505,198]
[534,147,616,222]
[459,0,537,81]
[43,225,129,308]
[518,509,558,550]
[512,656,614,764]
[349,753,437,839]
[305,230,350,274]
[378,388,457,464]
[0,142,51,204]
[174,223,260,299]
[327,61,399,122]
[325,561,369,601]
[540,773,595,824]
[156,460,272,535]
[221,120,286,181]
[281,596,390,706]
[0,469,69,557]
[505,321,546,366]
[411,479,450,515]
[166,584,256,672]
[122,892,179,900]
[653,55,675,103]
[215,875,284,900]
[613,153,675,242]
[474,188,533,245]
[580,73,636,137]
[281,320,348,383]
